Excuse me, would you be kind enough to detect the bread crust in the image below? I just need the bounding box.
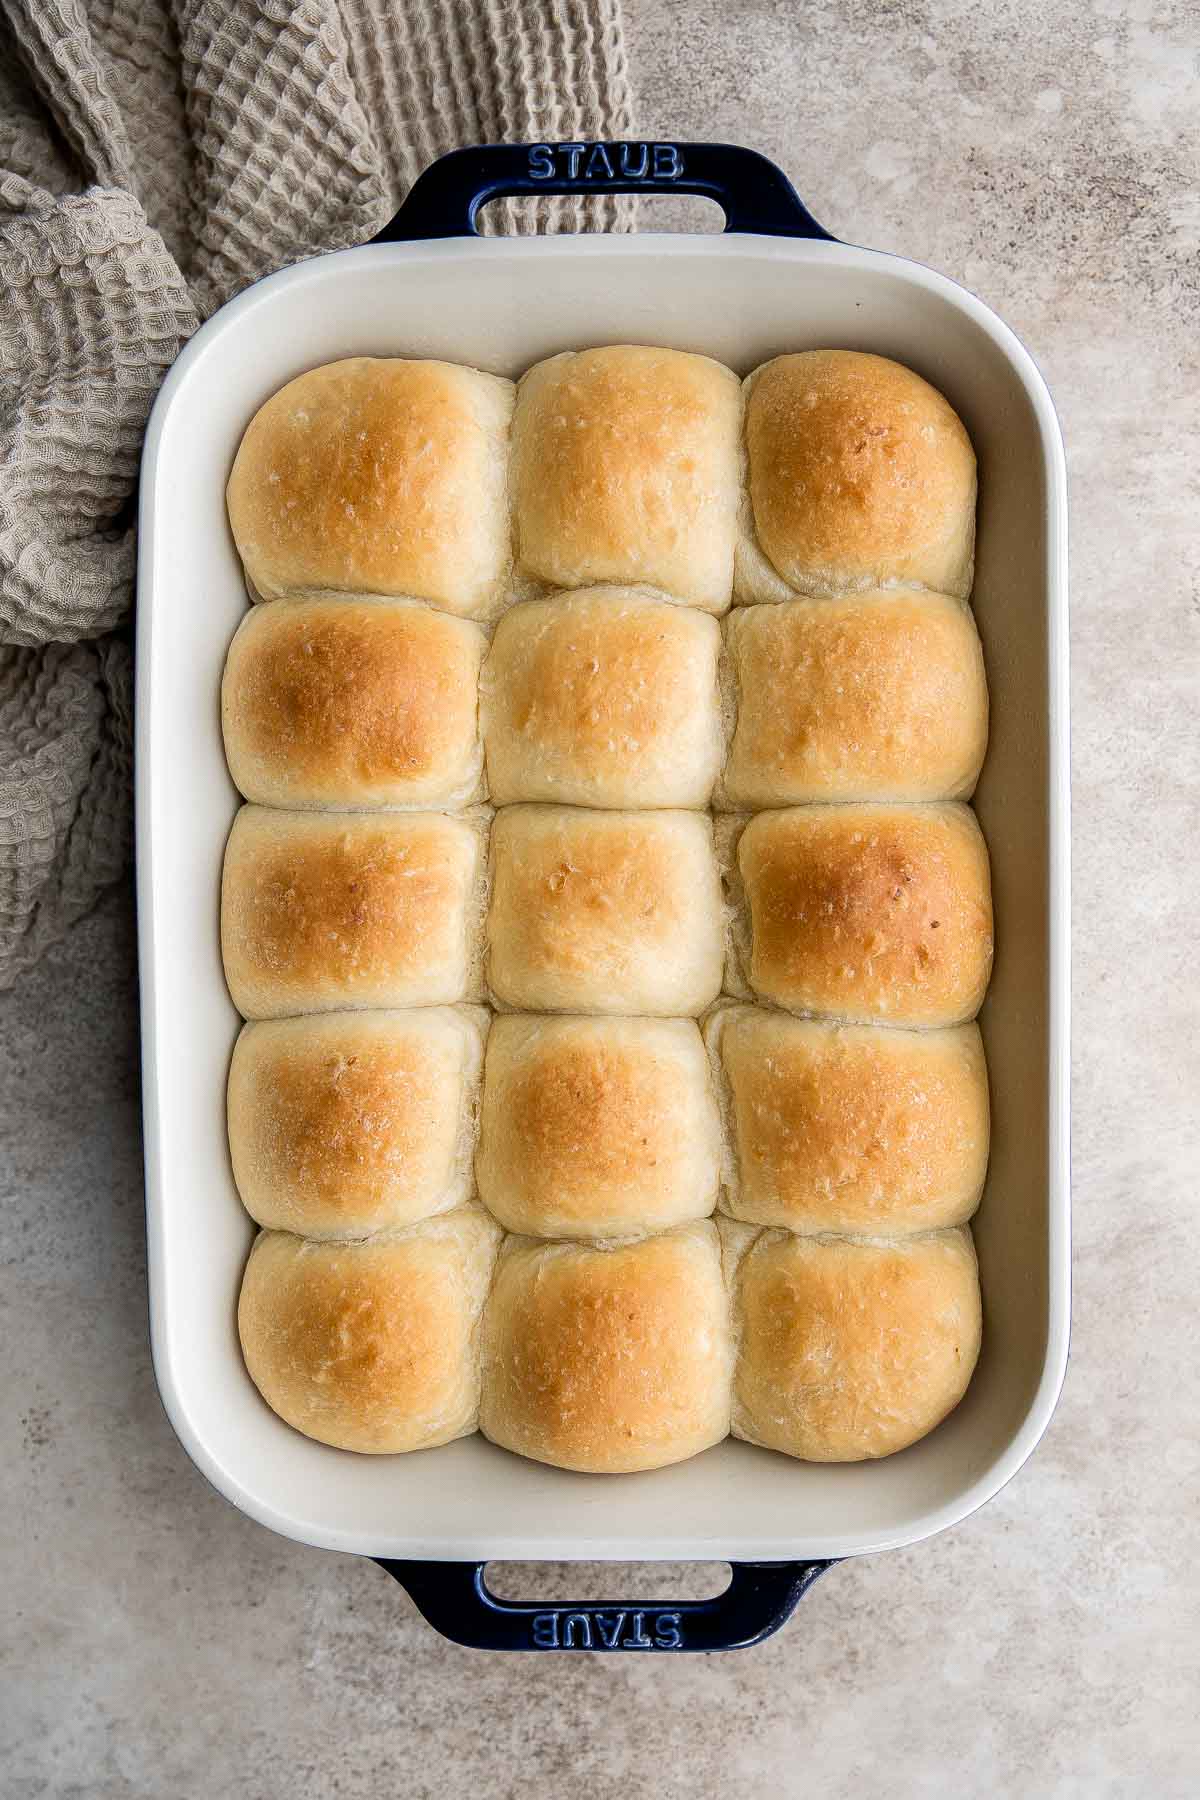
[729,1225,982,1460]
[226,357,514,617]
[512,346,741,612]
[735,802,993,1026]
[736,350,976,602]
[480,1222,732,1472]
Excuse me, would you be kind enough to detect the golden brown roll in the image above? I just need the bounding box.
[479,1222,732,1472]
[226,357,514,617]
[481,587,723,808]
[228,1007,486,1237]
[734,802,993,1027]
[707,1006,989,1233]
[221,805,486,1019]
[238,1208,502,1454]
[511,346,741,612]
[736,350,976,603]
[720,591,988,807]
[728,1225,982,1461]
[221,597,485,810]
[476,1014,721,1238]
[487,805,724,1016]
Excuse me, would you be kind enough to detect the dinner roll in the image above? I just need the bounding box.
[221,805,486,1019]
[238,1208,501,1454]
[476,1015,721,1238]
[729,1225,982,1461]
[480,1222,732,1472]
[226,357,513,617]
[228,1007,486,1237]
[720,591,988,807]
[221,597,485,810]
[487,806,724,1016]
[737,350,976,603]
[734,802,993,1027]
[511,346,741,612]
[707,1006,989,1233]
[481,587,723,808]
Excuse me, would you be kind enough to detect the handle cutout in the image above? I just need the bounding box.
[484,1559,731,1603]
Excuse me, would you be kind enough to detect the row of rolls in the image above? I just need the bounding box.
[222,800,992,1030]
[226,345,977,621]
[223,582,987,815]
[223,343,991,1475]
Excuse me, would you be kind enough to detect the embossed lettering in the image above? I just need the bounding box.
[562,143,586,179]
[527,144,554,180]
[531,1612,559,1648]
[562,1612,594,1648]
[651,144,683,178]
[593,1612,627,1648]
[585,143,614,179]
[618,142,649,178]
[654,1613,683,1649]
[625,1610,654,1649]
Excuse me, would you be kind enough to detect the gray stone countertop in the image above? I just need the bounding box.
[4,3,1198,1794]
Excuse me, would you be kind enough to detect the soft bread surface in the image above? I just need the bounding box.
[729,1225,982,1460]
[487,805,724,1015]
[721,591,988,807]
[481,587,723,808]
[511,347,742,612]
[238,1208,502,1453]
[221,597,485,810]
[709,1007,989,1233]
[219,344,993,1477]
[228,1008,486,1237]
[480,1221,732,1472]
[736,802,993,1026]
[221,805,485,1018]
[226,357,513,617]
[476,1014,721,1237]
[737,350,976,602]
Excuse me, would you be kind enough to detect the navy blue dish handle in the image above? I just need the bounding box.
[372,138,834,1653]
[370,140,835,243]
[378,1559,835,1652]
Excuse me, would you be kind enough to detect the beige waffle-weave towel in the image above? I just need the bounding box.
[0,0,634,984]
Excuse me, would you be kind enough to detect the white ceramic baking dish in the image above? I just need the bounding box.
[136,143,1070,1652]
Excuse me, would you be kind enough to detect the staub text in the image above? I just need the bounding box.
[527,143,684,182]
[530,1608,684,1649]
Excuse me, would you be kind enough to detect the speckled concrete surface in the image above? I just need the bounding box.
[3,4,1199,1794]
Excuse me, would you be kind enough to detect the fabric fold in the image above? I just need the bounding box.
[0,0,635,985]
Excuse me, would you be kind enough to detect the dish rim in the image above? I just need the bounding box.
[136,228,1070,1562]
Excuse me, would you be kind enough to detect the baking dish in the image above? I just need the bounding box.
[135,142,1070,1651]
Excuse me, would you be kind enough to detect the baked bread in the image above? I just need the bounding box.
[481,586,723,808]
[720,590,988,807]
[226,357,514,617]
[228,1007,486,1237]
[736,350,976,603]
[708,1006,988,1234]
[480,1221,732,1472]
[511,346,741,612]
[222,596,485,810]
[220,343,992,1475]
[238,1207,502,1453]
[487,805,724,1016]
[733,802,993,1026]
[476,1014,721,1238]
[221,805,486,1019]
[728,1224,982,1460]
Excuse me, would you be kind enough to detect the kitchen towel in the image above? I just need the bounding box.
[0,0,634,985]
